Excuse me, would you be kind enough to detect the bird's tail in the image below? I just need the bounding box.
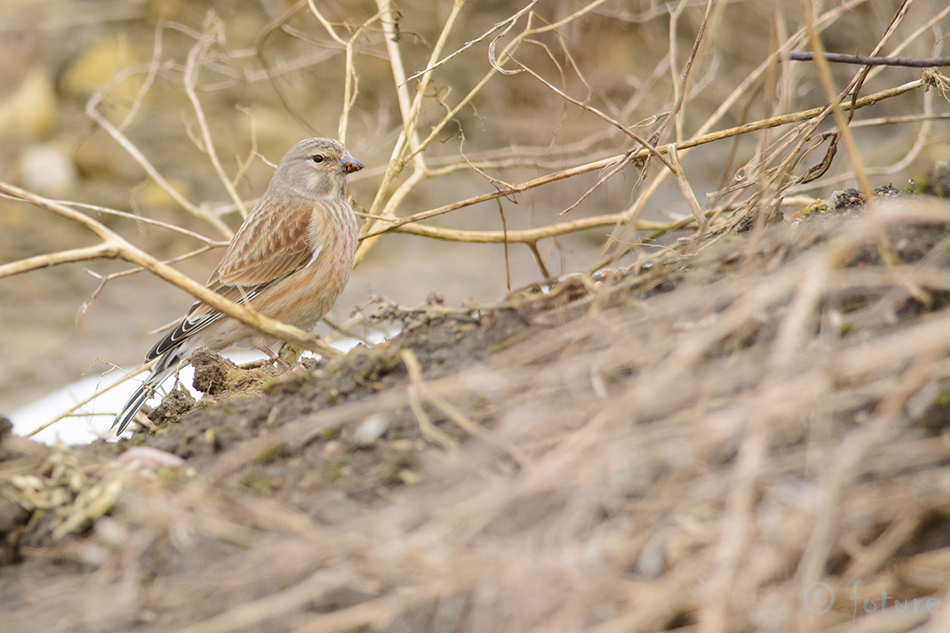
[111,347,188,435]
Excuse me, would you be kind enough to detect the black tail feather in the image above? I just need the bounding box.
[112,384,151,435]
[111,347,187,435]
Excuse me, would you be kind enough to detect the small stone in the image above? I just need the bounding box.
[0,67,56,137]
[116,446,186,470]
[19,143,77,197]
[635,541,666,578]
[75,542,109,568]
[352,415,390,446]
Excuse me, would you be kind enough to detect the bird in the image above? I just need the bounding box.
[111,138,364,435]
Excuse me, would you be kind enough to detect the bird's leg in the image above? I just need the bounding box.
[259,346,292,370]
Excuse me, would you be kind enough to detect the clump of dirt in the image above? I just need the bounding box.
[190,348,283,397]
[146,386,196,428]
[4,193,950,632]
[119,275,606,504]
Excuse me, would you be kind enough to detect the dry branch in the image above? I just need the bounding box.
[360,79,924,242]
[0,182,340,359]
[4,4,950,629]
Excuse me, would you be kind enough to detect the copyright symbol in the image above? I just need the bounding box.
[803,582,835,614]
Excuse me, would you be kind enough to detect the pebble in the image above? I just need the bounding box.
[20,143,77,197]
[115,446,186,470]
[352,415,390,446]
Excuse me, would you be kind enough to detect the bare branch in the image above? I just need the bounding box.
[788,51,950,67]
[0,182,340,358]
[86,91,234,238]
[361,79,923,241]
[183,17,249,218]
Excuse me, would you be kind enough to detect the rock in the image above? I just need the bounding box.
[115,446,186,470]
[353,415,390,446]
[60,37,147,123]
[19,143,78,197]
[0,67,56,137]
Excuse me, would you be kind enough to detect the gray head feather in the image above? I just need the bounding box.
[265,138,363,200]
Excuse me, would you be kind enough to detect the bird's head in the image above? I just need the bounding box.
[269,137,363,200]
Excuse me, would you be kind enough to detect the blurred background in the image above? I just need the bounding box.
[1,0,947,422]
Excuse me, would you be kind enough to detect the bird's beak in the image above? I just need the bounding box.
[341,155,364,174]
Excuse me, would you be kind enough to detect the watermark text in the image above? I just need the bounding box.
[802,580,941,621]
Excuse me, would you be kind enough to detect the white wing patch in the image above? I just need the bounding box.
[305,245,323,267]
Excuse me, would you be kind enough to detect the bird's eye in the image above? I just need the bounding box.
[311,154,325,164]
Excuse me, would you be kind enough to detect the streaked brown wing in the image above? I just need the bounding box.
[212,196,316,289]
[145,196,319,360]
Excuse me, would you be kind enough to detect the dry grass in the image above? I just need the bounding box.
[6,195,950,632]
[2,0,950,631]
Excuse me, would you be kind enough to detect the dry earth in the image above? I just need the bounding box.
[3,180,950,631]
